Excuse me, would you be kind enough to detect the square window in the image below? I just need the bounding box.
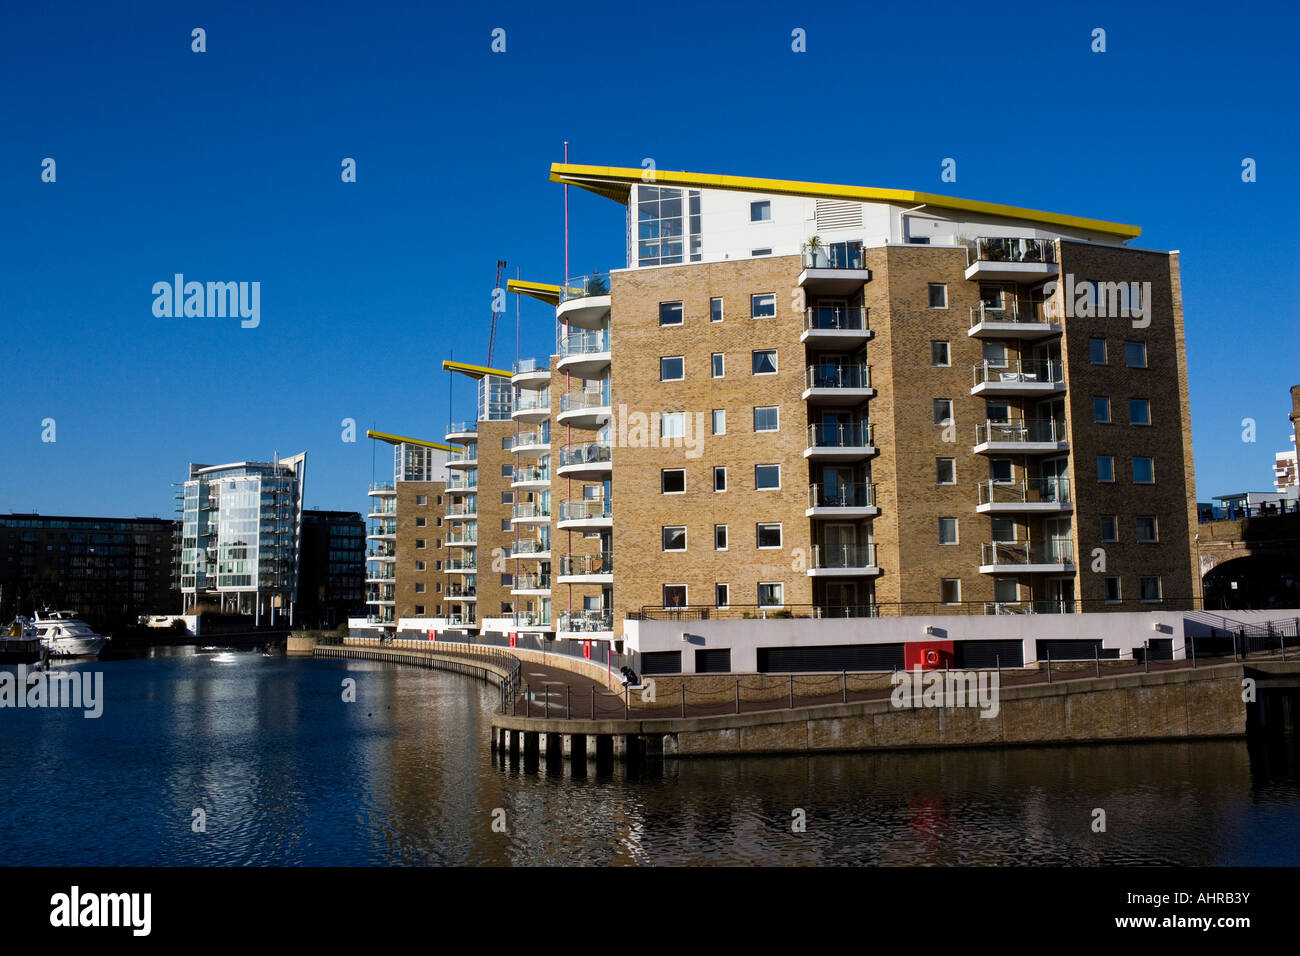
[714,525,728,550]
[415,560,425,571]
[1093,396,1111,423]
[990,458,1013,483]
[661,412,685,438]
[750,200,771,221]
[1129,399,1151,426]
[933,398,953,425]
[1136,516,1158,542]
[715,583,730,608]
[752,350,778,375]
[711,353,724,378]
[414,605,425,616]
[660,356,684,381]
[415,516,426,527]
[1140,576,1162,602]
[501,492,513,504]
[415,582,425,593]
[1089,338,1107,364]
[1103,577,1122,603]
[941,578,961,604]
[758,582,784,607]
[662,526,687,551]
[713,466,727,492]
[939,517,958,545]
[501,464,513,477]
[1097,456,1115,483]
[659,301,683,326]
[994,578,1018,603]
[936,458,955,484]
[753,406,779,432]
[663,584,687,608]
[982,342,1008,368]
[751,293,776,318]
[710,297,724,323]
[1100,515,1118,542]
[757,523,782,549]
[1133,457,1155,483]
[991,517,1016,542]
[755,464,781,489]
[500,519,511,532]
[415,495,427,506]
[928,283,948,309]
[1125,341,1147,368]
[661,469,685,494]
[415,539,426,549]
[931,341,950,367]
[712,409,726,435]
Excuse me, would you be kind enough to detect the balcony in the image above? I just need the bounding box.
[983,600,1077,615]
[965,237,1058,283]
[977,478,1072,514]
[557,272,611,329]
[807,483,878,518]
[557,552,613,583]
[974,419,1069,455]
[798,242,872,293]
[803,362,874,403]
[365,548,395,560]
[968,302,1061,340]
[368,482,396,497]
[445,531,477,547]
[446,586,477,601]
[513,426,551,456]
[367,503,397,518]
[513,610,553,630]
[808,543,880,577]
[512,357,551,390]
[512,390,551,423]
[446,501,477,519]
[512,538,552,561]
[557,610,614,635]
[446,477,478,493]
[512,502,551,524]
[512,572,551,593]
[979,541,1075,573]
[445,421,477,442]
[557,441,613,477]
[805,422,876,460]
[511,465,551,489]
[446,559,476,573]
[364,570,395,583]
[970,359,1064,397]
[801,306,873,346]
[557,497,612,530]
[557,385,611,429]
[447,446,478,469]
[556,328,611,377]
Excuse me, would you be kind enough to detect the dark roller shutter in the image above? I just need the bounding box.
[955,640,1024,668]
[641,651,683,675]
[1036,639,1101,661]
[757,643,903,673]
[695,648,731,673]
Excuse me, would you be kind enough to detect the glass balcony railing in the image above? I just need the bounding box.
[446,585,476,599]
[975,419,1067,445]
[513,573,551,590]
[557,610,613,632]
[811,543,877,569]
[515,357,550,374]
[512,502,551,519]
[972,360,1063,387]
[368,482,395,494]
[446,477,478,492]
[448,446,478,464]
[446,559,476,571]
[974,237,1057,265]
[969,301,1050,327]
[514,610,552,628]
[513,465,550,484]
[807,422,874,448]
[560,386,611,413]
[514,426,550,448]
[558,272,610,303]
[808,483,875,509]
[559,498,611,521]
[446,532,477,546]
[559,552,613,576]
[804,306,869,332]
[802,241,865,270]
[558,442,612,469]
[514,391,551,414]
[446,420,477,435]
[446,501,478,517]
[981,541,1074,566]
[978,478,1071,506]
[512,538,551,555]
[558,329,611,357]
[806,363,871,390]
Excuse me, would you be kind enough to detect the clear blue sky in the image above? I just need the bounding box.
[2,0,1296,517]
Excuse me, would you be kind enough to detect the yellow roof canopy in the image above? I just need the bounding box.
[549,163,1140,239]
[365,430,456,452]
[441,359,513,380]
[506,279,562,305]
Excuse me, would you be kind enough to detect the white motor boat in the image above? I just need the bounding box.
[32,610,109,658]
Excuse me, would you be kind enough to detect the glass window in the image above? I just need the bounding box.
[941,579,961,604]
[991,517,1016,542]
[662,527,687,551]
[661,469,685,494]
[415,582,425,593]
[501,464,513,477]
[751,293,776,318]
[712,409,726,435]
[757,523,782,549]
[751,248,772,256]
[1140,576,1162,602]
[1097,456,1115,482]
[714,466,726,492]
[711,353,724,378]
[638,185,696,267]
[710,297,723,322]
[758,582,784,607]
[750,200,771,221]
[714,525,727,550]
[415,495,427,505]
[1129,399,1151,425]
[1133,457,1155,483]
[415,539,426,549]
[415,516,426,527]
[501,492,513,504]
[994,579,1018,603]
[939,517,958,544]
[1103,577,1121,603]
[663,584,687,608]
[755,464,780,489]
[660,356,684,381]
[1136,516,1158,542]
[933,398,953,425]
[1125,341,1147,368]
[715,583,730,608]
[982,342,1008,368]
[415,560,425,571]
[1094,396,1111,423]
[661,412,685,438]
[414,605,424,616]
[928,283,948,308]
[931,341,950,366]
[753,406,779,431]
[752,350,777,375]
[990,458,1013,483]
[1089,338,1107,364]
[659,301,683,326]
[1100,515,1118,542]
[936,458,955,484]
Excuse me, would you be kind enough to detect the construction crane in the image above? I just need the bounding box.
[486,259,506,368]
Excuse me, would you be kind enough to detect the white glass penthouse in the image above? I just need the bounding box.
[179,453,306,624]
[511,356,553,632]
[365,442,445,629]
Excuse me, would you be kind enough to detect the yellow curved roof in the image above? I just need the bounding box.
[506,279,561,305]
[366,430,456,452]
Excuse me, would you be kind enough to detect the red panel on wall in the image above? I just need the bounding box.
[904,640,955,670]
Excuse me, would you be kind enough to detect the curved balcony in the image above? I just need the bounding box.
[973,419,1069,455]
[803,362,874,404]
[364,569,395,584]
[970,360,1064,397]
[556,272,611,329]
[511,465,551,490]
[556,610,614,637]
[446,477,478,494]
[445,421,477,442]
[368,482,396,497]
[511,538,551,562]
[513,425,550,456]
[806,483,878,518]
[512,357,551,390]
[446,446,478,469]
[512,390,552,424]
[801,306,872,347]
[808,543,880,577]
[556,386,611,430]
[557,552,613,584]
[446,501,477,519]
[512,502,551,524]
[557,441,612,478]
[979,541,1075,574]
[968,303,1060,340]
[557,497,612,530]
[804,422,876,460]
[367,503,397,519]
[556,328,611,378]
[976,478,1072,514]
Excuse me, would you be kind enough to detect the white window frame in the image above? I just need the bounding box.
[662,526,687,552]
[757,582,784,608]
[713,466,727,493]
[710,297,724,323]
[931,340,950,367]
[661,468,686,495]
[755,464,781,490]
[753,406,779,432]
[756,522,783,550]
[712,409,726,435]
[711,353,724,378]
[660,355,685,382]
[752,349,778,376]
[939,517,959,546]
[928,283,948,309]
[659,301,684,326]
[750,293,776,318]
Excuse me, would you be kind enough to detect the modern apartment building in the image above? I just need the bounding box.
[298,509,366,628]
[178,454,306,623]
[364,435,450,631]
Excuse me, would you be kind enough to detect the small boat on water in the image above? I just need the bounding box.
[31,610,109,658]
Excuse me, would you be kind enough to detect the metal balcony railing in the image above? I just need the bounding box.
[559,443,612,468]
[558,272,610,302]
[980,541,1075,566]
[513,466,550,484]
[968,301,1050,327]
[806,363,871,390]
[972,359,1063,387]
[560,386,611,413]
[807,422,874,448]
[808,483,875,509]
[558,328,611,357]
[811,543,877,569]
[559,552,613,576]
[975,419,1067,445]
[512,503,551,519]
[557,610,613,632]
[513,573,551,590]
[974,237,1057,265]
[802,241,865,270]
[559,498,611,521]
[446,421,477,435]
[977,478,1071,506]
[804,306,869,333]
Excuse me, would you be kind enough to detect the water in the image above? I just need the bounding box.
[2,648,1298,866]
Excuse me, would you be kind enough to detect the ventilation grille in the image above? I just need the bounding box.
[814,199,863,231]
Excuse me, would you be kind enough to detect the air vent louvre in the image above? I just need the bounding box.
[814,199,862,231]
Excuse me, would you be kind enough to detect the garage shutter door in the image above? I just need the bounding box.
[1036,639,1103,661]
[695,649,731,673]
[955,640,1024,668]
[641,651,682,675]
[757,643,903,673]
